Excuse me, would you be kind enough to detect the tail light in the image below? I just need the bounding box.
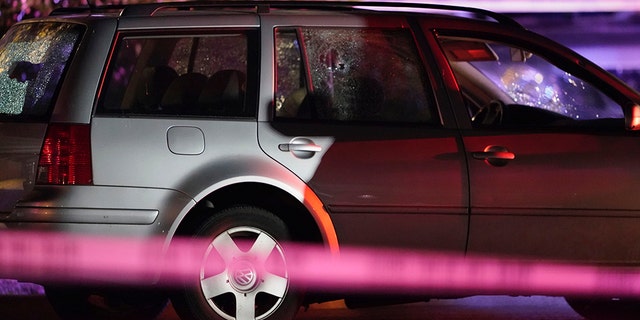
[37,124,93,185]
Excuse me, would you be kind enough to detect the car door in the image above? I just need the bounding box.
[258,14,469,251]
[434,31,640,264]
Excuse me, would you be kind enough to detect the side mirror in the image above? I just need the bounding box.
[441,40,498,62]
[625,104,640,130]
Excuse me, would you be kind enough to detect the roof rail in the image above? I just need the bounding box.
[353,1,523,27]
[50,5,125,16]
[53,1,524,29]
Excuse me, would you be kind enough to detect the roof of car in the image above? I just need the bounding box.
[49,0,524,29]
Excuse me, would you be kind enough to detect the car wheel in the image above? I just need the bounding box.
[172,206,301,320]
[565,297,640,320]
[45,286,168,320]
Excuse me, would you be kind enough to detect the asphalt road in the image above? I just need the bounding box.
[0,295,584,320]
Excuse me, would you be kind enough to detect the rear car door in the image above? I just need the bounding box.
[432,28,640,264]
[258,13,469,251]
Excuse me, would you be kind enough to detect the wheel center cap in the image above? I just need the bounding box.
[229,260,258,291]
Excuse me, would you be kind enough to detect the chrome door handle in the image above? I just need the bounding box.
[472,145,515,167]
[278,143,322,153]
[278,137,322,159]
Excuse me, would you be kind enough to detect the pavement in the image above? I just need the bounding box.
[0,292,180,320]
[0,294,585,320]
[0,279,585,320]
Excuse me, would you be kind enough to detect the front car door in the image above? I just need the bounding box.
[258,13,469,251]
[430,24,640,264]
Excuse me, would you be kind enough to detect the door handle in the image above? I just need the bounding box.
[279,137,322,159]
[472,145,515,167]
[279,143,322,153]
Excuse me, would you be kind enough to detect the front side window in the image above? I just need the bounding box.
[0,22,83,121]
[439,37,624,128]
[275,27,437,124]
[99,31,252,117]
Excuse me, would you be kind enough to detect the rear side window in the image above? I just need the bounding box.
[0,22,83,121]
[98,31,255,118]
[275,27,437,124]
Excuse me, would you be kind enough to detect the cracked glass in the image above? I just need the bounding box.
[275,27,436,124]
[0,22,83,120]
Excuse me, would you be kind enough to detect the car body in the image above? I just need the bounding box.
[1,1,640,320]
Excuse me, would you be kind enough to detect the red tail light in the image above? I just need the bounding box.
[37,124,93,185]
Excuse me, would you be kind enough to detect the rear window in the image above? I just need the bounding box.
[0,22,83,121]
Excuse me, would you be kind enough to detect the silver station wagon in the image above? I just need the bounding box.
[2,1,640,320]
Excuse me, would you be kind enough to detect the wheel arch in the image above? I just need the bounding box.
[172,180,339,253]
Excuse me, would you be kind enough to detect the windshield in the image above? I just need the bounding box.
[0,22,83,121]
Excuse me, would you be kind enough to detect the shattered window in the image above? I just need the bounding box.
[475,43,622,120]
[0,22,83,120]
[440,37,624,128]
[275,27,437,124]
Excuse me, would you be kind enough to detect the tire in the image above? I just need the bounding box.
[171,206,301,320]
[565,297,640,320]
[45,286,168,320]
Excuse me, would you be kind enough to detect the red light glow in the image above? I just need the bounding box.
[37,124,92,185]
